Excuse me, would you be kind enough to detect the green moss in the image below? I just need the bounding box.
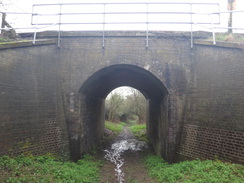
[7,138,35,157]
[0,40,29,44]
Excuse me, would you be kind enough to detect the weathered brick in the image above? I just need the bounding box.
[0,32,243,164]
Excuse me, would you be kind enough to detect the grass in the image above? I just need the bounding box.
[127,120,137,125]
[129,123,146,133]
[0,154,101,183]
[207,33,244,42]
[105,121,148,142]
[144,154,244,183]
[105,121,126,133]
[0,37,10,42]
[129,123,148,142]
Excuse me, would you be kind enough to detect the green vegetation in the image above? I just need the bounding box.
[0,154,101,183]
[105,88,146,123]
[127,120,137,125]
[128,122,148,142]
[129,123,146,133]
[0,37,10,42]
[105,121,126,133]
[144,154,244,183]
[105,120,148,142]
[208,33,244,42]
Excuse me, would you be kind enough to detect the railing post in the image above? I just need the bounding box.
[32,15,38,44]
[190,3,193,48]
[32,4,39,45]
[211,14,216,45]
[58,4,62,48]
[146,3,149,48]
[102,3,106,48]
[31,5,37,44]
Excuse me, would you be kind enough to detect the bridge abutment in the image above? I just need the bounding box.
[0,31,243,164]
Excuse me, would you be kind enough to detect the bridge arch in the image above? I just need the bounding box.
[80,64,168,99]
[78,64,171,161]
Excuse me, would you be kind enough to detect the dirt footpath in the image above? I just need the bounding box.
[98,149,158,183]
[97,128,159,183]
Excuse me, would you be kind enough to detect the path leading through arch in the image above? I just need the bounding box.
[77,64,171,162]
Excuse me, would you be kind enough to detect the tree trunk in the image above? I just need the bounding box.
[228,0,236,33]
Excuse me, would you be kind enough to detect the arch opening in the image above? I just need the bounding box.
[78,64,170,161]
[105,86,147,124]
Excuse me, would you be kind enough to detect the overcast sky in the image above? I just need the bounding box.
[0,0,243,33]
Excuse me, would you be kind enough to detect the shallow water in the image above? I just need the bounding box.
[104,127,148,183]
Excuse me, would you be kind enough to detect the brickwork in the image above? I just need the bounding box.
[180,124,244,163]
[0,32,243,164]
[0,43,69,158]
[55,32,192,162]
[185,44,244,131]
[178,42,244,164]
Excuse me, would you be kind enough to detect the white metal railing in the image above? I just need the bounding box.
[1,2,244,48]
[31,2,220,48]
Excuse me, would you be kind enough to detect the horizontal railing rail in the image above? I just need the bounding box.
[0,2,243,48]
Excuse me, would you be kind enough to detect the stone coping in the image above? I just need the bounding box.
[0,39,56,50]
[1,32,243,50]
[30,31,211,39]
[194,40,244,49]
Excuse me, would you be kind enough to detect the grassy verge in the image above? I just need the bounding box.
[0,154,101,183]
[105,121,126,133]
[144,154,244,183]
[0,37,11,42]
[207,33,244,42]
[129,123,146,133]
[127,120,137,125]
[129,123,148,142]
[104,121,148,142]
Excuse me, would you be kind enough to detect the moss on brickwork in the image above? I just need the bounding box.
[0,39,56,49]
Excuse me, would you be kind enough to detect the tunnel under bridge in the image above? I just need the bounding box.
[0,31,243,164]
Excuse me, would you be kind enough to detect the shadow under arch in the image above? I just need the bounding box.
[80,64,168,100]
[77,64,172,162]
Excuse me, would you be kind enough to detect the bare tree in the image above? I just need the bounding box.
[105,92,125,122]
[227,0,236,33]
[126,88,146,124]
[105,88,146,124]
[0,0,16,38]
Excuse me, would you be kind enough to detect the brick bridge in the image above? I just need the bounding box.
[0,31,243,164]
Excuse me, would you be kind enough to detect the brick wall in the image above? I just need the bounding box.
[0,33,243,164]
[178,41,244,164]
[180,124,243,163]
[55,32,192,162]
[0,42,70,158]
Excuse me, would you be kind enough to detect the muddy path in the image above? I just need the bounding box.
[96,127,159,183]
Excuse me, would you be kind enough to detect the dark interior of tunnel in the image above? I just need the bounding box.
[80,64,168,100]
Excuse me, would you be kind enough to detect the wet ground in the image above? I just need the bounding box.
[97,127,159,183]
